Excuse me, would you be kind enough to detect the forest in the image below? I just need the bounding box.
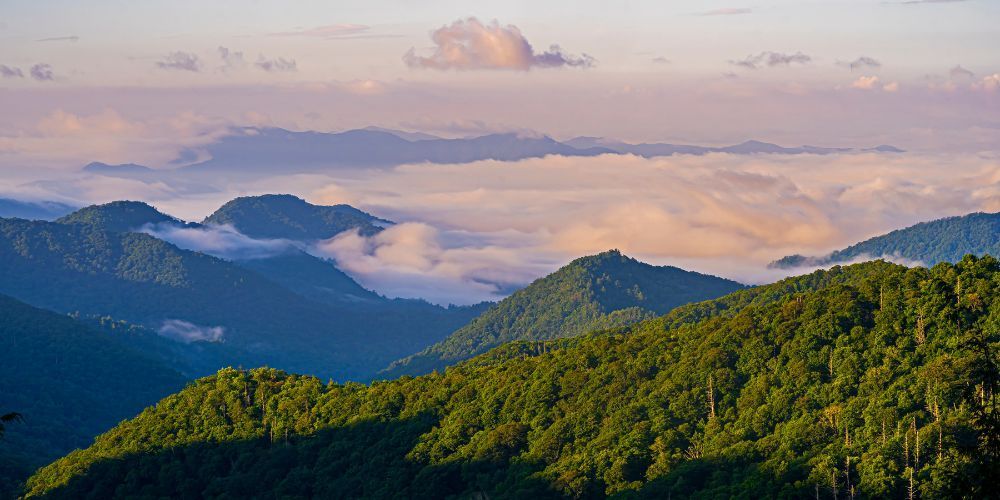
[22,257,999,498]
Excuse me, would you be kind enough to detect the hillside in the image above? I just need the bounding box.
[771,211,1000,269]
[382,250,744,377]
[0,215,467,380]
[0,294,185,496]
[56,200,188,233]
[0,199,76,221]
[24,258,997,498]
[202,194,389,240]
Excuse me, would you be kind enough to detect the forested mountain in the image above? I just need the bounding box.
[0,215,471,380]
[24,258,998,498]
[56,200,189,233]
[0,294,186,496]
[771,211,1000,269]
[382,250,744,378]
[202,194,389,240]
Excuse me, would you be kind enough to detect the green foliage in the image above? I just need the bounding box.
[202,194,388,240]
[56,201,183,233]
[772,211,1000,268]
[383,250,744,377]
[0,293,187,497]
[27,258,997,498]
[0,216,477,381]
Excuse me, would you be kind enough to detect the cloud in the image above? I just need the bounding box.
[29,63,54,81]
[851,75,881,89]
[141,222,300,260]
[838,56,881,70]
[973,74,1000,91]
[313,222,558,304]
[730,51,811,69]
[156,51,200,72]
[269,24,370,39]
[217,46,245,70]
[255,55,297,72]
[36,35,78,42]
[949,65,974,79]
[0,65,22,78]
[651,56,670,64]
[403,17,594,71]
[700,8,752,15]
[882,81,900,92]
[157,319,225,343]
[900,0,967,4]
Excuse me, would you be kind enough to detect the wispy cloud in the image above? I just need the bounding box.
[403,17,594,71]
[0,65,23,78]
[156,51,200,72]
[700,8,752,16]
[651,56,670,64]
[255,55,297,72]
[157,319,225,343]
[217,46,245,71]
[269,24,370,39]
[838,56,881,70]
[950,65,974,79]
[730,51,811,69]
[35,35,79,42]
[29,63,54,81]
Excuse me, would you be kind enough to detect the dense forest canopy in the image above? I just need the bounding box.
[383,250,744,378]
[24,257,998,498]
[202,194,389,240]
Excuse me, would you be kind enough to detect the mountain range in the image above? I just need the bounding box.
[80,127,904,177]
[770,211,1000,269]
[382,250,744,378]
[23,257,996,498]
[0,199,76,221]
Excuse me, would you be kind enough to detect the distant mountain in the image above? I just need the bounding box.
[360,126,441,141]
[56,200,190,233]
[382,250,744,377]
[203,194,390,240]
[177,127,614,172]
[564,137,903,157]
[0,214,472,380]
[0,293,185,496]
[770,211,1000,269]
[27,258,995,498]
[0,198,76,221]
[82,162,158,176]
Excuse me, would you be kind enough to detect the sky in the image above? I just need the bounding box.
[0,0,999,304]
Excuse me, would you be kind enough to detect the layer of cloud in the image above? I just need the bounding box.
[730,51,811,69]
[314,222,557,304]
[403,17,593,71]
[973,74,1000,91]
[850,75,898,92]
[29,63,54,81]
[157,319,225,343]
[141,222,299,260]
[36,35,78,42]
[218,46,245,71]
[156,51,200,72]
[269,24,370,39]
[700,8,752,16]
[256,55,297,72]
[838,56,881,70]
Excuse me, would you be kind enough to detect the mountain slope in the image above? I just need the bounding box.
[0,294,186,496]
[382,250,743,377]
[770,211,1000,269]
[25,258,996,498]
[56,200,188,233]
[203,194,389,240]
[0,199,76,221]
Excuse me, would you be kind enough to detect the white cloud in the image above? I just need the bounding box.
[851,75,881,89]
[973,73,1000,91]
[140,222,299,261]
[157,319,225,343]
[403,17,593,71]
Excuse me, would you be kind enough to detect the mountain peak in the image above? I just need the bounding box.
[203,194,390,241]
[56,201,183,233]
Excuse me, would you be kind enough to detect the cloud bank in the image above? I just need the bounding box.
[403,18,593,71]
[157,52,201,72]
[141,222,299,261]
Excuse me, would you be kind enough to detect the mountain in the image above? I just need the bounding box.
[770,211,1000,269]
[203,194,390,240]
[177,127,615,173]
[0,198,76,221]
[0,214,472,380]
[56,200,190,233]
[24,258,996,498]
[382,250,744,377]
[0,293,186,496]
[82,162,158,176]
[564,137,903,157]
[360,126,441,141]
